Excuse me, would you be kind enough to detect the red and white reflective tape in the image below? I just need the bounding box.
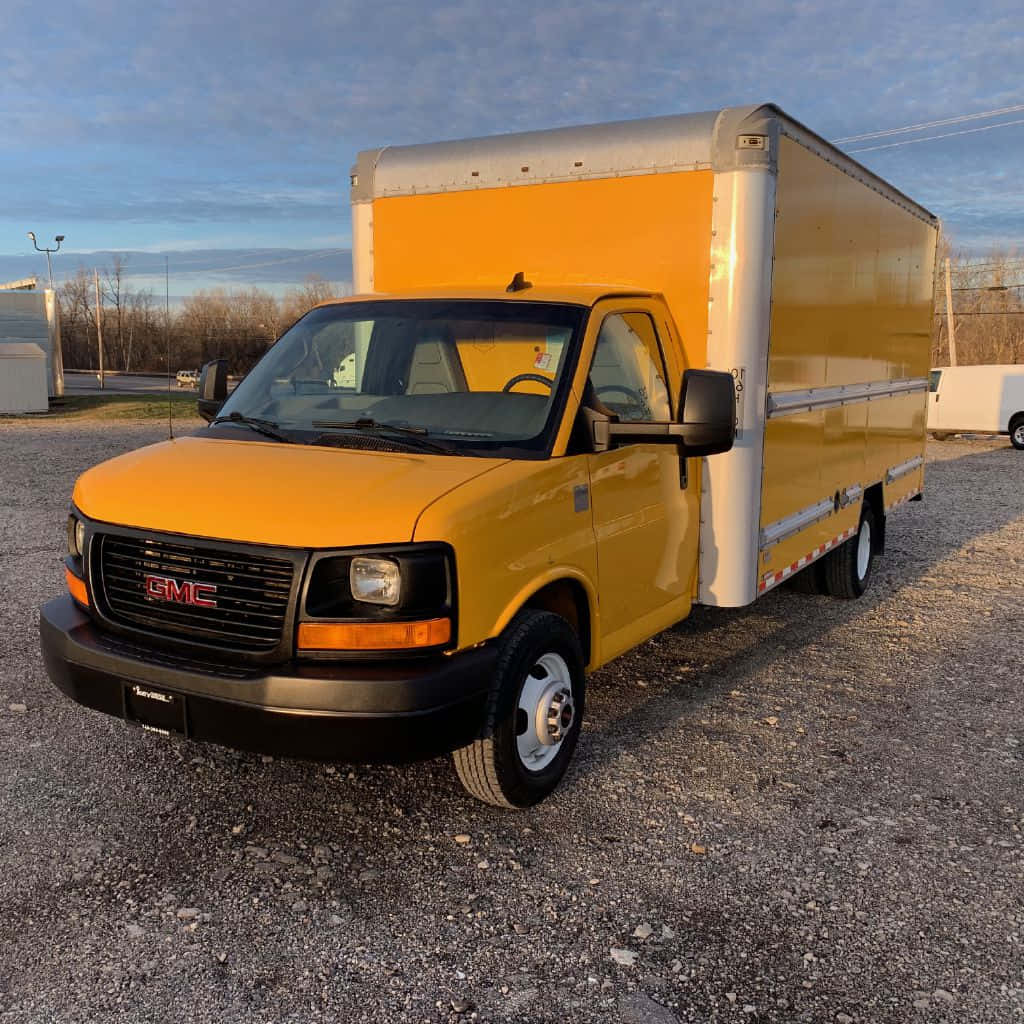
[885,489,921,513]
[758,489,922,595]
[758,524,858,594]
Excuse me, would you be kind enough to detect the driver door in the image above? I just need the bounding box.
[583,302,699,661]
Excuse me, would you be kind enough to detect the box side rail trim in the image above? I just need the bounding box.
[759,497,837,550]
[886,454,924,484]
[767,377,928,418]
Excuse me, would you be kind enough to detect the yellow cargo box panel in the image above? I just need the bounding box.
[752,132,936,598]
[368,171,714,373]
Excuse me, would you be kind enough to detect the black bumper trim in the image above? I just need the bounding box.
[40,596,495,763]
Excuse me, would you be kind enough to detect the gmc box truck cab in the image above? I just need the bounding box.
[41,104,938,807]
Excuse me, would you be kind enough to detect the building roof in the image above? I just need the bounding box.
[0,342,46,358]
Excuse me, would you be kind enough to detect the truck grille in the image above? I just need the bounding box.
[97,534,295,652]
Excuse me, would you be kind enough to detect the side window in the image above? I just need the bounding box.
[928,369,942,393]
[589,312,671,422]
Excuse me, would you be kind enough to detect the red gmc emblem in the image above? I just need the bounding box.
[144,574,218,608]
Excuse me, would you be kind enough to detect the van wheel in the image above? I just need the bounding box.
[823,504,877,600]
[930,431,951,441]
[1010,415,1024,450]
[453,610,585,808]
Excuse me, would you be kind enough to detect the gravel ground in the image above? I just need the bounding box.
[0,418,1021,1024]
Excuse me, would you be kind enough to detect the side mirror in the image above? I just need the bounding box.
[590,369,736,456]
[675,368,736,457]
[197,359,228,423]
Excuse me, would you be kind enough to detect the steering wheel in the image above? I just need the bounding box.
[502,373,555,393]
[595,384,645,407]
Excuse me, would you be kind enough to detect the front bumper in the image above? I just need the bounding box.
[40,596,495,763]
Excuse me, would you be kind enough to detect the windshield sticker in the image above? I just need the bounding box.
[533,352,554,371]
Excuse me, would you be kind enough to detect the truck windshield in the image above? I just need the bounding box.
[215,299,585,457]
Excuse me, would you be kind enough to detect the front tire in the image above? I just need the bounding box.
[822,503,877,600]
[453,610,585,808]
[1010,415,1024,450]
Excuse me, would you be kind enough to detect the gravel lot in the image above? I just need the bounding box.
[1,418,1021,1024]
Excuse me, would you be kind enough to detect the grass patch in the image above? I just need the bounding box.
[46,393,202,421]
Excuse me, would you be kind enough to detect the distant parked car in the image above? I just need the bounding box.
[176,369,199,388]
[928,364,1024,448]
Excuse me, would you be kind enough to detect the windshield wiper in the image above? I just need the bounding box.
[212,411,294,444]
[313,417,429,436]
[311,417,455,455]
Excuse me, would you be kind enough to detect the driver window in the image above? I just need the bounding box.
[589,312,671,422]
[283,319,361,391]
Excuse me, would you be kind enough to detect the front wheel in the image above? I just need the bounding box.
[822,503,877,600]
[453,610,585,808]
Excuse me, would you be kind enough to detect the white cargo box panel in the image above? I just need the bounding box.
[0,342,48,413]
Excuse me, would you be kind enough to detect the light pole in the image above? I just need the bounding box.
[27,232,64,290]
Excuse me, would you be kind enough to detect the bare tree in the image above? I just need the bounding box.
[934,244,1024,366]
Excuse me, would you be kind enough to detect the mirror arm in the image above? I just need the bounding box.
[591,417,688,452]
[584,408,611,452]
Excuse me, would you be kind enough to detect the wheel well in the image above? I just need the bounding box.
[864,482,885,555]
[523,579,593,668]
[1009,411,1024,431]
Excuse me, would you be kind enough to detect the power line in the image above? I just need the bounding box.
[182,248,349,276]
[848,117,1024,153]
[952,283,1024,291]
[835,102,1024,143]
[953,258,1024,271]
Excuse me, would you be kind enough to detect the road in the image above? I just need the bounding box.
[0,418,1021,1023]
[63,372,189,395]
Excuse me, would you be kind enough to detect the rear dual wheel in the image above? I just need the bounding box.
[822,503,877,599]
[788,502,878,599]
[453,610,585,808]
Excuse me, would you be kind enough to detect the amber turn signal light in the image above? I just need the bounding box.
[297,618,451,651]
[66,567,89,607]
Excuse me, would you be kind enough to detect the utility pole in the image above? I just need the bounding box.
[94,269,105,389]
[944,257,958,366]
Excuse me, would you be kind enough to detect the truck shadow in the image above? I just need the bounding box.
[568,442,1023,782]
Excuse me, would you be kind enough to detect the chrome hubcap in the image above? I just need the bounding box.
[1014,425,1024,446]
[856,518,871,580]
[516,653,574,771]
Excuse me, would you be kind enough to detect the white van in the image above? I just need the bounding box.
[928,364,1024,449]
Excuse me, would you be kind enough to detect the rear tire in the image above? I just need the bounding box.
[786,562,824,594]
[823,503,877,600]
[1010,415,1024,450]
[930,431,951,441]
[453,610,585,808]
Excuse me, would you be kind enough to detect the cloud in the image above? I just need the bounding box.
[1,0,1021,252]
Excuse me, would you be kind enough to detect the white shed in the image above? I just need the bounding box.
[0,289,64,397]
[0,343,48,413]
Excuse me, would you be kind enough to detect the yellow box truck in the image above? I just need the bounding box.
[41,104,937,807]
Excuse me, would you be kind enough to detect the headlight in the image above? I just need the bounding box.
[67,515,85,558]
[350,556,401,606]
[301,545,455,655]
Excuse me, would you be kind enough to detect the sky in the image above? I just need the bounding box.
[2,0,1022,296]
